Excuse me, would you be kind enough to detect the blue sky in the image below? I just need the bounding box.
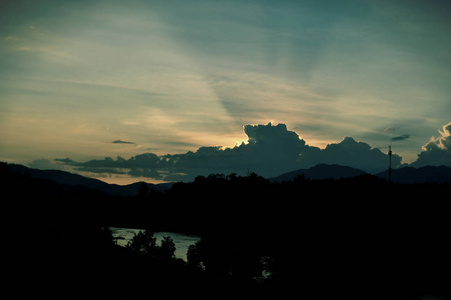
[1,0,450,183]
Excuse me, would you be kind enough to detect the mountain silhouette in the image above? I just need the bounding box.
[269,164,367,182]
[7,164,172,196]
[376,165,451,184]
[3,161,451,298]
[271,164,451,184]
[7,163,451,194]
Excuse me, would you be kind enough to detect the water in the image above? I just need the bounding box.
[110,227,200,261]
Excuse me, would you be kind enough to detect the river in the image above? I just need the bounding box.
[110,227,200,261]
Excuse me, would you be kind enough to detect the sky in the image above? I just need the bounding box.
[1,0,450,183]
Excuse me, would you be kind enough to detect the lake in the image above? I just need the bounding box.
[110,227,200,261]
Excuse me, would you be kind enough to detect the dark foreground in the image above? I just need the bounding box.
[2,163,450,299]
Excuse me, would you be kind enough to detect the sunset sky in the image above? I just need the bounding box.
[1,0,450,183]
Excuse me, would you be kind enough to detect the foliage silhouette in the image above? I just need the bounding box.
[126,229,157,256]
[160,235,176,260]
[2,162,451,299]
[126,230,176,261]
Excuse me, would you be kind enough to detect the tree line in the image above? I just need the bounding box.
[2,162,450,299]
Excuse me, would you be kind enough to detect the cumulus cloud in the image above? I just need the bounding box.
[411,121,451,168]
[55,122,400,181]
[299,136,401,173]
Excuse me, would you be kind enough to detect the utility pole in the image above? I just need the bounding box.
[388,143,392,183]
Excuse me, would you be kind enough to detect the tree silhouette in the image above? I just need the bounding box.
[187,243,201,268]
[159,236,176,260]
[126,230,157,257]
[126,230,178,262]
[186,235,265,283]
[3,162,451,299]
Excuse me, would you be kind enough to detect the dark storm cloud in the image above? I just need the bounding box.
[56,123,401,181]
[411,122,451,168]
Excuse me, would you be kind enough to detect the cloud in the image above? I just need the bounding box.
[112,140,136,145]
[29,158,59,170]
[54,158,76,164]
[411,122,451,168]
[299,136,402,173]
[391,134,410,142]
[56,122,400,181]
[245,123,306,151]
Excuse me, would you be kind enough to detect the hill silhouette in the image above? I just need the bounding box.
[376,165,451,184]
[8,163,451,193]
[2,162,451,299]
[270,163,451,184]
[7,163,172,196]
[269,164,367,182]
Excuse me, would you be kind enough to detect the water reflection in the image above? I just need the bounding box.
[110,227,200,261]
